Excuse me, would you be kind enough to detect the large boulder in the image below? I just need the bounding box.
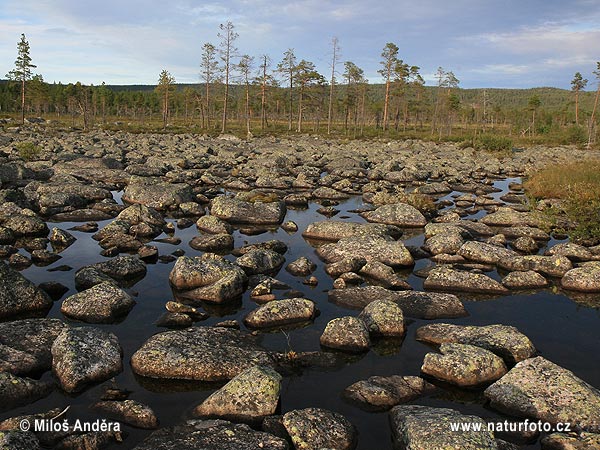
[193,366,282,424]
[123,178,194,211]
[358,299,405,337]
[316,235,414,268]
[282,408,357,450]
[424,266,509,295]
[236,249,286,275]
[485,356,600,433]
[458,241,519,265]
[51,327,123,393]
[0,262,53,320]
[0,372,52,412]
[92,255,147,280]
[302,220,402,241]
[60,282,135,323]
[211,196,286,225]
[361,203,427,228]
[169,254,247,303]
[561,261,600,292]
[320,316,370,353]
[131,327,277,381]
[416,323,536,365]
[244,298,316,329]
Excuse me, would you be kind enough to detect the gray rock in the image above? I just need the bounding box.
[74,266,117,290]
[458,241,518,265]
[51,327,123,393]
[541,432,600,449]
[283,407,357,450]
[169,254,247,303]
[193,366,282,424]
[329,286,467,319]
[0,262,53,320]
[302,220,401,241]
[49,227,76,250]
[421,343,507,387]
[285,256,316,276]
[343,375,436,411]
[423,231,465,255]
[117,203,166,232]
[92,255,147,280]
[416,323,537,365]
[324,257,367,278]
[0,372,52,412]
[244,298,316,329]
[211,196,286,225]
[133,419,289,450]
[320,316,370,353]
[485,356,600,433]
[424,266,509,295]
[499,226,550,241]
[361,203,427,227]
[358,261,412,290]
[56,430,122,449]
[545,242,594,262]
[4,214,48,237]
[519,255,573,278]
[561,261,600,292]
[92,399,158,429]
[236,249,286,275]
[60,282,135,323]
[131,327,276,381]
[0,318,68,375]
[390,405,498,450]
[312,186,350,200]
[0,430,41,450]
[511,236,539,253]
[196,215,234,234]
[317,235,414,268]
[123,179,194,210]
[502,270,548,290]
[480,207,534,227]
[358,299,405,337]
[189,233,234,252]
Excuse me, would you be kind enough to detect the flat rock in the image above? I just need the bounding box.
[421,343,507,387]
[61,282,135,323]
[358,299,405,337]
[320,316,370,353]
[236,249,286,275]
[424,266,509,295]
[361,203,427,227]
[502,270,548,290]
[92,399,158,429]
[193,366,282,424]
[541,432,600,449]
[0,430,41,449]
[480,207,534,227]
[131,327,276,381]
[423,232,465,255]
[123,179,194,211]
[329,286,467,319]
[302,220,402,241]
[196,215,234,234]
[390,405,498,450]
[282,407,357,450]
[3,214,48,237]
[189,233,234,252]
[416,323,536,365]
[546,242,594,262]
[343,375,436,411]
[244,298,316,329]
[211,196,286,225]
[134,419,288,450]
[92,255,147,280]
[485,356,600,433]
[561,262,600,292]
[458,241,519,265]
[316,235,414,268]
[0,261,53,320]
[0,372,52,412]
[51,327,123,393]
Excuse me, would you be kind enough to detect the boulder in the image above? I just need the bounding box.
[424,266,509,295]
[480,207,533,227]
[92,255,147,280]
[51,327,123,393]
[196,215,234,234]
[541,432,600,449]
[458,241,518,265]
[3,214,48,237]
[545,242,594,262]
[236,249,286,275]
[361,203,427,227]
[358,300,405,336]
[285,256,316,276]
[282,408,357,450]
[211,196,286,225]
[416,323,536,365]
[193,366,282,424]
[561,262,600,292]
[316,235,414,268]
[302,220,401,241]
[60,282,135,323]
[0,262,53,320]
[485,356,600,433]
[131,327,276,381]
[92,400,158,429]
[244,298,316,329]
[123,179,194,210]
[320,316,370,353]
[0,372,52,412]
[189,234,234,253]
[502,270,548,290]
[49,227,76,250]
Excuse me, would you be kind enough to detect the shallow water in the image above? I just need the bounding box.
[3,177,600,449]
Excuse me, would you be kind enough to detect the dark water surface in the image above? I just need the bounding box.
[4,178,600,449]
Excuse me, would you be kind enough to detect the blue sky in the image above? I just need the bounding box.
[1,0,599,89]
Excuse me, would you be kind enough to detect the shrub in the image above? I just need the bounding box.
[475,134,513,152]
[15,141,41,161]
[563,125,587,146]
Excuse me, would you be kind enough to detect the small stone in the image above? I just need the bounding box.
[285,256,316,276]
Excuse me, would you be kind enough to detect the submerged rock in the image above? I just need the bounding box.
[193,366,282,424]
[92,399,158,429]
[131,327,276,381]
[0,372,52,412]
[282,407,357,450]
[0,261,53,320]
[343,376,435,411]
[416,323,536,365]
[485,356,600,433]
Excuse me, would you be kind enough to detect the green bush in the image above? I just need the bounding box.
[475,134,513,152]
[15,141,41,161]
[563,125,587,146]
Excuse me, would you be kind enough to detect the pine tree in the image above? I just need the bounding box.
[571,72,588,125]
[200,42,219,129]
[277,49,297,131]
[218,21,238,134]
[156,70,175,129]
[6,33,37,124]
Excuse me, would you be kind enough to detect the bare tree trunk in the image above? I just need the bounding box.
[21,79,25,124]
[383,76,390,131]
[297,87,303,133]
[588,86,600,148]
[327,37,339,134]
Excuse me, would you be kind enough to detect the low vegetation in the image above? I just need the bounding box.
[14,141,41,161]
[525,161,600,243]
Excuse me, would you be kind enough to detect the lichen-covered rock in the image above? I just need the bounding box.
[415,323,536,365]
[0,318,68,375]
[480,207,534,227]
[133,419,289,450]
[521,255,573,278]
[131,327,276,381]
[49,227,76,250]
[343,376,435,411]
[358,261,412,290]
[285,256,316,276]
[484,356,600,433]
[546,242,594,262]
[92,399,158,429]
[0,430,41,450]
[60,282,135,323]
[0,372,52,412]
[4,214,48,237]
[211,196,286,225]
[320,316,370,353]
[282,408,357,450]
[541,432,600,449]
[92,255,147,280]
[0,261,53,320]
[361,203,427,228]
[302,220,401,241]
[123,179,194,210]
[324,257,367,278]
[423,231,465,255]
[390,405,498,450]
[236,249,286,275]
[561,261,600,292]
[512,236,539,253]
[244,298,316,329]
[193,366,282,423]
[196,215,234,234]
[317,235,414,268]
[328,286,467,319]
[424,266,509,295]
[421,343,507,387]
[116,203,166,235]
[502,270,548,290]
[169,254,248,303]
[458,241,519,265]
[189,233,234,252]
[51,327,123,393]
[74,266,117,290]
[358,299,405,337]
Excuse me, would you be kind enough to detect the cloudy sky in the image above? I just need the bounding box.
[1,0,599,89]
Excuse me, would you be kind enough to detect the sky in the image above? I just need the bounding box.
[1,0,599,89]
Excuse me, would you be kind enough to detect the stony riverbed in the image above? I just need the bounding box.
[0,130,599,450]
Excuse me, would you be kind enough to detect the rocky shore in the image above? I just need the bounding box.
[0,129,599,449]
